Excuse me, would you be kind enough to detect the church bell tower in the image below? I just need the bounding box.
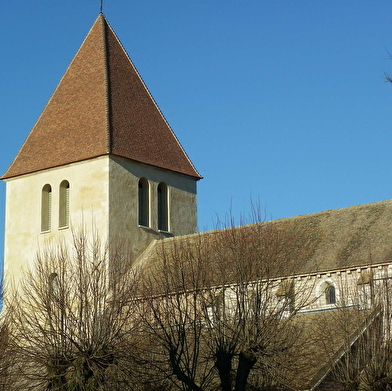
[1,14,201,283]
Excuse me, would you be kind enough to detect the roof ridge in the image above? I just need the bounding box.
[155,199,392,241]
[103,19,202,179]
[270,198,392,224]
[101,14,112,154]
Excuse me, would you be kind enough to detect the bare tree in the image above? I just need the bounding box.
[314,268,392,391]
[0,281,13,391]
[137,234,215,391]
[139,210,315,391]
[6,231,141,391]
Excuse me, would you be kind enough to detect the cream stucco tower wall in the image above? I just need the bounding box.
[2,14,201,288]
[108,157,198,259]
[3,157,110,284]
[3,156,198,286]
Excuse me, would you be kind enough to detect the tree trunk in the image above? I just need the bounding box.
[215,349,233,391]
[234,351,257,391]
[169,349,202,391]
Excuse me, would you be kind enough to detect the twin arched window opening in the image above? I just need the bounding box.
[158,182,168,231]
[41,184,52,232]
[138,179,169,231]
[59,180,70,229]
[138,178,149,227]
[41,181,69,232]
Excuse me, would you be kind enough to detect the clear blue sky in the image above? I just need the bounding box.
[1,1,392,260]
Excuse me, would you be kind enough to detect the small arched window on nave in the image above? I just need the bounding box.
[59,180,70,229]
[138,178,149,227]
[157,182,168,231]
[41,184,52,232]
[325,284,336,305]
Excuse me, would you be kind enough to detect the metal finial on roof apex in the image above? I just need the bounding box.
[100,0,103,13]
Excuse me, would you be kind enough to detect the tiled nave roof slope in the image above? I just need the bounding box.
[2,14,201,180]
[138,199,392,290]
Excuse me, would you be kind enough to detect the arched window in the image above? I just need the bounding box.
[59,180,70,229]
[49,273,59,297]
[138,178,149,227]
[325,285,336,304]
[41,184,52,232]
[157,182,168,231]
[276,280,295,313]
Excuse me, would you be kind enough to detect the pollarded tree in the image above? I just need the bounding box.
[201,216,316,391]
[139,209,315,391]
[7,231,142,391]
[137,233,216,391]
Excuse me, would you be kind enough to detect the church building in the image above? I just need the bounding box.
[2,13,392,391]
[1,13,201,286]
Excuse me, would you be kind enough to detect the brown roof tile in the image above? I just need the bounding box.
[2,14,201,180]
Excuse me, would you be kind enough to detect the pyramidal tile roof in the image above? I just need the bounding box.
[2,14,201,180]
